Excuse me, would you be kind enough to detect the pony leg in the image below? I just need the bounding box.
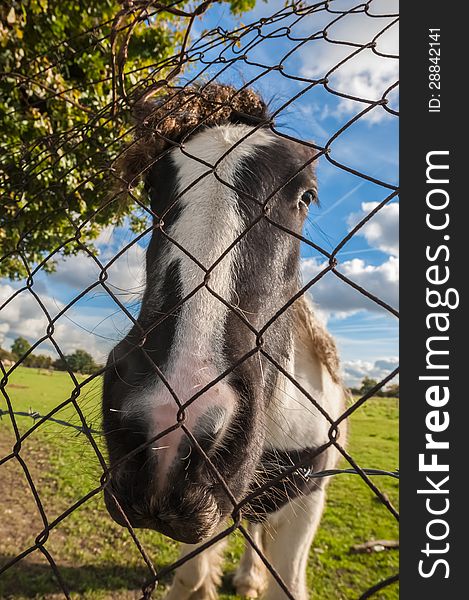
[163,537,227,600]
[262,487,327,600]
[233,522,268,598]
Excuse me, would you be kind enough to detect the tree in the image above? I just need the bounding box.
[54,349,98,374]
[359,377,379,396]
[0,347,15,362]
[10,336,31,360]
[385,383,399,398]
[0,0,256,280]
[28,353,53,369]
[52,357,67,372]
[67,349,97,374]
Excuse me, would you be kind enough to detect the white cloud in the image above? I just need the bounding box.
[48,239,146,303]
[0,282,122,363]
[347,201,399,256]
[0,225,148,363]
[342,356,399,387]
[302,255,398,318]
[0,322,9,346]
[298,4,398,123]
[0,283,61,342]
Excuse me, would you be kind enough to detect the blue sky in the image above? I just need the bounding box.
[0,0,399,387]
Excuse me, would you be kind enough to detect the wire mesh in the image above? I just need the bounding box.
[0,1,399,598]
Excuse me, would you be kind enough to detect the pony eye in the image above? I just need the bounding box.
[299,189,317,210]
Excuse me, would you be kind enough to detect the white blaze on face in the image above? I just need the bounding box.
[130,124,275,484]
[169,124,273,359]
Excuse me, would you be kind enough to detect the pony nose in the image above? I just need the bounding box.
[104,476,220,544]
[154,516,215,544]
[147,403,231,489]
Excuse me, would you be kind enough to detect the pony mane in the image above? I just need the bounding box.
[294,295,342,385]
[111,83,270,199]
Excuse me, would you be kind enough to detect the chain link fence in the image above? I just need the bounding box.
[0,1,399,598]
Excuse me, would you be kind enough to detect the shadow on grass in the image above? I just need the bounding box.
[0,556,171,598]
[0,556,239,598]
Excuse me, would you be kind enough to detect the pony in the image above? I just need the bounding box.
[102,84,347,600]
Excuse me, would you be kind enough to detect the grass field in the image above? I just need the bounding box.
[0,367,399,599]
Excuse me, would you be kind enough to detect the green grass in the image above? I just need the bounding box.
[0,368,398,599]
